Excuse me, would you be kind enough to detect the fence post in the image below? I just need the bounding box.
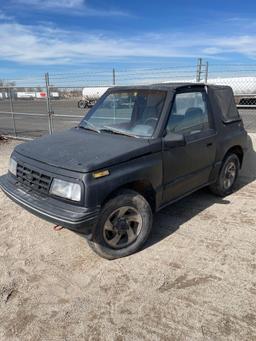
[45,72,53,134]
[8,87,17,137]
[112,68,116,85]
[204,61,209,83]
[196,58,202,82]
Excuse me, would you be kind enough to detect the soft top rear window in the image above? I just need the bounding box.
[213,87,240,123]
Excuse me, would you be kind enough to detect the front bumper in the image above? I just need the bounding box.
[0,174,100,238]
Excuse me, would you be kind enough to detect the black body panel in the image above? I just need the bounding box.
[0,174,99,237]
[15,127,156,173]
[163,130,217,202]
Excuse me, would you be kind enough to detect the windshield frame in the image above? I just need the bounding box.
[79,88,168,139]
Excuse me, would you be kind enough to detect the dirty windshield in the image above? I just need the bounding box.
[80,90,166,137]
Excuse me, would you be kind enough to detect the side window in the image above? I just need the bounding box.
[167,91,209,135]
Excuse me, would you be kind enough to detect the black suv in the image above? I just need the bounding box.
[0,83,248,259]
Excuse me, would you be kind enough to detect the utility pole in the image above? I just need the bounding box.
[196,58,203,82]
[204,61,209,83]
[45,72,53,134]
[112,68,116,85]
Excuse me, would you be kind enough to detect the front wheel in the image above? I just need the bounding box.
[87,190,153,259]
[209,153,240,197]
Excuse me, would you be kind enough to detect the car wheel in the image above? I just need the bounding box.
[87,190,153,260]
[209,153,240,197]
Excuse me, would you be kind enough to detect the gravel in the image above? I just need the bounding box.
[0,136,256,340]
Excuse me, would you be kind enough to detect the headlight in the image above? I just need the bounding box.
[9,158,17,176]
[50,178,81,202]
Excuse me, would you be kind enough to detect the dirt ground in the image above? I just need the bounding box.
[0,136,256,341]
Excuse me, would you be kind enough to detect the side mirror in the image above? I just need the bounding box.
[163,133,186,150]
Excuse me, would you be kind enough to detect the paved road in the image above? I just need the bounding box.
[239,109,256,133]
[0,99,88,137]
[0,98,85,116]
[0,99,256,137]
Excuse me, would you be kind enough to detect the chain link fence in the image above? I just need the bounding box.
[205,62,256,133]
[0,59,256,138]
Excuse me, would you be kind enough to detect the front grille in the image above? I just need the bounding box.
[16,163,52,194]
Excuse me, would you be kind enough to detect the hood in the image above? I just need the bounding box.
[15,128,160,172]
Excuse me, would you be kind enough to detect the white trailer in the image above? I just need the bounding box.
[35,91,47,99]
[36,91,60,99]
[0,92,8,100]
[164,76,256,105]
[78,86,109,109]
[50,91,60,99]
[208,76,256,94]
[208,77,256,105]
[16,91,60,100]
[35,91,60,99]
[16,92,36,99]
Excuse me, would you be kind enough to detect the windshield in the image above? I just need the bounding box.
[79,90,166,138]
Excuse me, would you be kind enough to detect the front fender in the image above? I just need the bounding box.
[83,152,163,209]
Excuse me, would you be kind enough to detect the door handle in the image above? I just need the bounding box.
[206,142,213,147]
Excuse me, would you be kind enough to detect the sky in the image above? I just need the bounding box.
[1,0,256,85]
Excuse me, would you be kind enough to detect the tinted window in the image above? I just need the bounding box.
[167,91,209,135]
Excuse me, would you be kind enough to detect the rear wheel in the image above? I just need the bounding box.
[210,153,240,197]
[78,100,87,109]
[87,190,153,259]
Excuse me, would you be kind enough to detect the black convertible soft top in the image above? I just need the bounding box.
[206,84,240,123]
[110,82,240,123]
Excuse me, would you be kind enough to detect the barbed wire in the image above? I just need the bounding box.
[1,60,256,137]
[2,63,256,88]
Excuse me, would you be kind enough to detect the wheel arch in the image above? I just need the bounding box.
[224,145,244,168]
[102,180,156,212]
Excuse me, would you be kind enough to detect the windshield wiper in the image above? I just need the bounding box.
[79,120,101,133]
[100,126,138,138]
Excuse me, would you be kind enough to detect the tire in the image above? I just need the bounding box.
[78,100,87,109]
[209,153,240,197]
[87,190,153,260]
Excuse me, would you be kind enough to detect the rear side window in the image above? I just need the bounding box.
[167,91,209,135]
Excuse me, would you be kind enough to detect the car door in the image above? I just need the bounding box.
[162,89,217,203]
